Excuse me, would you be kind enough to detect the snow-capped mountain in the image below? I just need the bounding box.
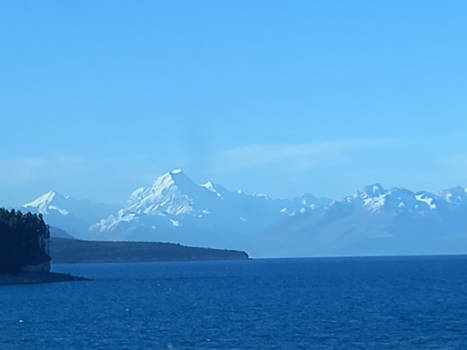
[269,184,467,257]
[90,169,331,250]
[123,169,222,217]
[20,170,467,257]
[25,191,71,216]
[341,184,443,214]
[23,191,118,239]
[440,186,467,207]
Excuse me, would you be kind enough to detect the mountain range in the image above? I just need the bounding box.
[20,169,467,257]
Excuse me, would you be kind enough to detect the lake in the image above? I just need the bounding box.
[1,256,467,349]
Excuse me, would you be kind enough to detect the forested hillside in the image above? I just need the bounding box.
[50,238,249,263]
[0,209,50,273]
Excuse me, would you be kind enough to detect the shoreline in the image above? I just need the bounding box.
[0,272,89,286]
[51,237,249,264]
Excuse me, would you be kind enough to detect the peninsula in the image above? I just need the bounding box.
[50,237,249,264]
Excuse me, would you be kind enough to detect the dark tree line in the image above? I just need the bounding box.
[0,208,50,273]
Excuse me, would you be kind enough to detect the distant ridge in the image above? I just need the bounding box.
[19,169,467,257]
[49,226,74,239]
[50,237,249,264]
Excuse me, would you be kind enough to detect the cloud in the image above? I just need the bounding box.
[217,139,388,171]
[0,156,87,186]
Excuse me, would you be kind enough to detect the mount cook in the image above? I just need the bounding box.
[22,169,467,257]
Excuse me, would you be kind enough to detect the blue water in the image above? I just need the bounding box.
[1,257,467,349]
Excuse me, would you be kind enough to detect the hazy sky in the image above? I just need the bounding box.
[2,1,467,205]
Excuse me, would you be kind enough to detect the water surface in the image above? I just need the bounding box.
[1,256,467,349]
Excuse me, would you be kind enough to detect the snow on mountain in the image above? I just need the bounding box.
[125,170,197,215]
[19,171,467,257]
[341,184,443,215]
[93,169,223,233]
[23,191,118,239]
[282,193,333,215]
[200,181,224,199]
[440,186,467,206]
[90,170,467,256]
[268,183,467,257]
[89,169,332,251]
[24,191,71,216]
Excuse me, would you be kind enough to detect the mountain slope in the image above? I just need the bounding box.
[23,191,118,239]
[20,172,467,257]
[90,169,331,252]
[268,184,467,257]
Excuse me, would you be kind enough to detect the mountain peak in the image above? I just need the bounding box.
[361,184,385,197]
[124,169,203,216]
[440,186,467,203]
[26,191,56,205]
[151,169,193,190]
[24,191,70,215]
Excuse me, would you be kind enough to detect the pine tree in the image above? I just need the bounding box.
[0,208,51,273]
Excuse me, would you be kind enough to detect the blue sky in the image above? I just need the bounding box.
[1,1,467,205]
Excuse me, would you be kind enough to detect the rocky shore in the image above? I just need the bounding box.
[0,272,89,285]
